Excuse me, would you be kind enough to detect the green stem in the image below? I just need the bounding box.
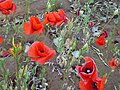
[21,58,30,78]
[106,70,113,78]
[25,0,30,19]
[14,53,21,90]
[1,64,7,90]
[44,25,50,43]
[14,56,19,78]
[41,65,46,88]
[101,15,114,31]
[61,40,77,90]
[106,25,117,60]
[91,45,109,67]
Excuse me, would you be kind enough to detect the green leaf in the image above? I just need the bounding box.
[46,1,52,12]
[83,28,87,35]
[76,25,81,32]
[19,65,28,78]
[68,21,74,31]
[72,42,76,50]
[81,43,89,54]
[88,0,94,4]
[0,58,5,67]
[83,15,89,25]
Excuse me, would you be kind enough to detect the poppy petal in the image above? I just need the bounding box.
[0,36,3,44]
[96,76,106,90]
[53,12,62,21]
[30,50,56,65]
[76,66,82,74]
[0,0,12,10]
[96,35,106,47]
[80,62,97,81]
[38,50,56,64]
[102,30,108,38]
[32,26,44,35]
[39,26,44,34]
[28,42,56,65]
[99,76,106,90]
[24,22,33,35]
[108,58,120,70]
[56,20,64,26]
[1,9,10,14]
[30,16,42,30]
[49,22,56,26]
[79,80,86,90]
[28,42,40,57]
[48,12,56,22]
[58,9,66,17]
[84,57,94,62]
[42,14,49,24]
[42,17,49,24]
[0,50,9,57]
[11,3,16,12]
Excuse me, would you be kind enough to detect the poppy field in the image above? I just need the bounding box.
[0,0,120,90]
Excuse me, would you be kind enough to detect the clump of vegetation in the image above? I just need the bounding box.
[0,0,120,90]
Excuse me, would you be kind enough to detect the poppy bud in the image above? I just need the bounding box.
[76,10,80,16]
[0,36,3,44]
[88,22,94,28]
[117,30,120,35]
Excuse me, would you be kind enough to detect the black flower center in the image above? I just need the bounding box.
[40,50,44,53]
[85,68,92,74]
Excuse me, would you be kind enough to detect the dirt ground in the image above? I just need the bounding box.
[0,0,120,90]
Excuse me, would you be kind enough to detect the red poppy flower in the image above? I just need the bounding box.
[79,76,106,90]
[96,76,106,90]
[28,42,56,65]
[0,0,16,15]
[88,22,94,28]
[76,10,80,16]
[118,30,120,35]
[108,58,120,70]
[80,80,98,90]
[76,57,98,82]
[43,9,68,26]
[96,35,106,47]
[102,30,108,38]
[0,50,9,57]
[0,36,3,44]
[24,16,44,35]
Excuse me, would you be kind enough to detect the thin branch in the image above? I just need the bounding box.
[91,45,109,67]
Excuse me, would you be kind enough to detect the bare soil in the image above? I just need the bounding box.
[0,0,120,90]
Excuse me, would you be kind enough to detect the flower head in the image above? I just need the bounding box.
[43,9,68,26]
[28,42,56,65]
[102,30,108,38]
[24,16,44,35]
[109,58,120,70]
[76,57,98,82]
[79,76,106,90]
[0,36,3,44]
[96,35,106,47]
[0,50,9,57]
[118,30,120,35]
[88,22,94,28]
[0,0,16,15]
